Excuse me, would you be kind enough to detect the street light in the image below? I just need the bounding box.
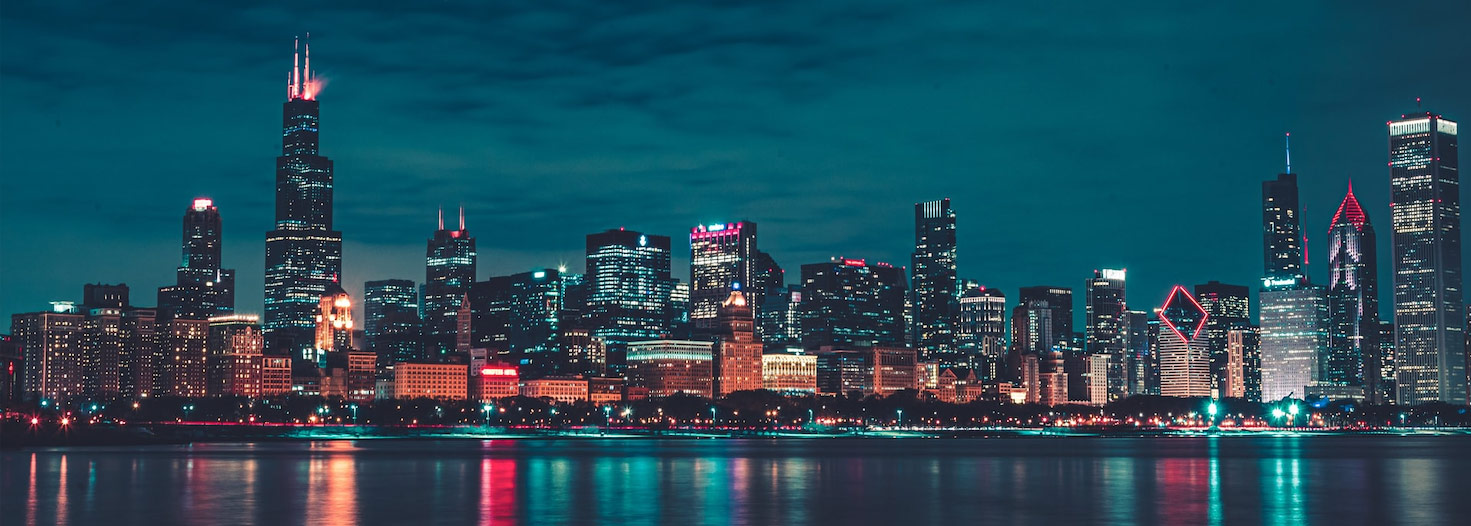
[897,409,904,428]
[482,404,493,427]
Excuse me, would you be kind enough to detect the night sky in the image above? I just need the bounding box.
[3,2,1469,325]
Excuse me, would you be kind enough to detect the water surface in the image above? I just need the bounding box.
[4,436,1468,525]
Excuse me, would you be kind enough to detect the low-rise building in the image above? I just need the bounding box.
[520,376,589,403]
[475,364,520,401]
[762,351,817,394]
[626,340,714,398]
[392,362,468,400]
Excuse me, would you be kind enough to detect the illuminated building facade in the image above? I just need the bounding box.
[625,340,714,398]
[689,221,759,334]
[1157,286,1211,398]
[1085,269,1128,402]
[712,290,763,396]
[910,199,958,363]
[207,314,263,397]
[762,351,818,394]
[364,279,421,365]
[159,317,209,397]
[11,306,84,403]
[1124,309,1154,395]
[424,208,476,360]
[519,377,590,403]
[956,287,1006,380]
[816,349,870,396]
[1263,170,1305,283]
[1389,111,1465,404]
[475,365,520,400]
[757,285,802,351]
[470,268,566,376]
[585,228,673,372]
[391,363,469,400]
[157,198,235,319]
[871,346,917,395]
[265,38,342,356]
[313,285,354,363]
[1260,281,1329,401]
[1326,183,1381,401]
[799,258,907,351]
[1195,281,1256,400]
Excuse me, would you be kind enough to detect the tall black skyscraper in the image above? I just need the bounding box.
[158,198,235,319]
[911,198,958,364]
[424,207,476,360]
[1018,286,1073,352]
[1389,110,1465,405]
[1085,269,1127,401]
[1326,183,1380,401]
[264,37,341,356]
[1263,170,1305,283]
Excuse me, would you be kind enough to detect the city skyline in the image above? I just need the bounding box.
[4,3,1471,329]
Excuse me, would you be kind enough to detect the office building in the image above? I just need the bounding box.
[1195,281,1253,399]
[157,198,235,319]
[1260,282,1329,401]
[689,221,759,334]
[207,314,263,397]
[799,258,907,350]
[391,363,469,400]
[470,268,569,376]
[911,199,958,362]
[871,346,918,395]
[956,287,1006,381]
[625,340,714,398]
[1326,182,1381,401]
[1085,269,1128,402]
[1157,286,1210,398]
[712,289,763,396]
[762,351,818,394]
[585,228,672,371]
[264,38,343,357]
[312,285,354,363]
[424,208,476,359]
[1389,111,1465,404]
[364,279,421,365]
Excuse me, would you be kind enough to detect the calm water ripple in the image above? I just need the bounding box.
[3,436,1469,525]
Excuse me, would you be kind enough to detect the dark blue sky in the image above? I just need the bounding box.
[2,2,1469,325]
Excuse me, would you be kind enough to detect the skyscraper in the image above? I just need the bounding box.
[1124,309,1153,396]
[799,258,907,351]
[1195,281,1253,399]
[313,284,354,361]
[1018,286,1074,350]
[1389,110,1465,405]
[712,289,763,396]
[1259,148,1328,402]
[911,198,958,363]
[1085,269,1127,401]
[1157,285,1211,398]
[469,268,568,377]
[586,228,673,372]
[1260,283,1329,401]
[757,285,803,351]
[157,198,235,319]
[364,279,421,365]
[1263,171,1304,283]
[689,221,758,334]
[424,208,476,360]
[265,37,342,356]
[956,287,1006,380]
[1326,182,1380,401]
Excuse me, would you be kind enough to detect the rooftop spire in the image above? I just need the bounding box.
[1284,132,1292,174]
[438,206,444,231]
[458,205,465,231]
[1331,180,1368,231]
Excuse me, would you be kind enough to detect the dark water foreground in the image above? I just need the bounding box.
[3,436,1469,525]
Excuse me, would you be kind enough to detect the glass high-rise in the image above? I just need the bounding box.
[1157,285,1210,398]
[1195,281,1252,399]
[1326,183,1380,401]
[799,258,907,351]
[264,38,341,356]
[424,208,476,360]
[689,221,758,334]
[586,228,672,372]
[1389,111,1465,405]
[158,198,235,319]
[1085,270,1127,401]
[911,199,958,363]
[956,287,1006,381]
[364,279,420,365]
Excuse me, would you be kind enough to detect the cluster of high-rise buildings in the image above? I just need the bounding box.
[4,41,1467,409]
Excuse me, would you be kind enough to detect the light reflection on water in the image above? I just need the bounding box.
[4,436,1471,525]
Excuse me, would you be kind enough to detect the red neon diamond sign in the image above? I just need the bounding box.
[1159,285,1209,343]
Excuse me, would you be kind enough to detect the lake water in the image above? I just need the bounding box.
[4,436,1469,525]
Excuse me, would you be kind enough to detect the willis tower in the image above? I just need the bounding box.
[264,36,342,358]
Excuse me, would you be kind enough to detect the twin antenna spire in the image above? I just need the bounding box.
[287,34,316,100]
[437,206,465,231]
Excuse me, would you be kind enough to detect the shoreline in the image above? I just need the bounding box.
[7,423,1470,450]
